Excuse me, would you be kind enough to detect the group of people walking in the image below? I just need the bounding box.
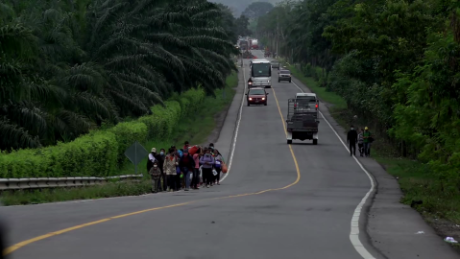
[347,126,373,157]
[146,142,226,193]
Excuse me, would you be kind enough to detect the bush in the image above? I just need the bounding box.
[301,63,316,77]
[0,131,118,178]
[182,88,206,114]
[0,88,206,178]
[109,121,148,168]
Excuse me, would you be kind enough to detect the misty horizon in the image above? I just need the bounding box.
[211,0,282,16]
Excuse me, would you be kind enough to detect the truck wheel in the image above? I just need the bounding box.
[278,80,280,83]
[313,139,318,145]
[287,140,292,144]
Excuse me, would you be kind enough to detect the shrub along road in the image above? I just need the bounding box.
[3,52,459,259]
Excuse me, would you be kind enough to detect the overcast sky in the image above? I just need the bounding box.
[211,0,282,16]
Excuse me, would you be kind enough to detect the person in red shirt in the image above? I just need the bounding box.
[183,141,190,151]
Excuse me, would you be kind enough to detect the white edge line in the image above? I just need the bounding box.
[220,60,247,182]
[292,81,376,259]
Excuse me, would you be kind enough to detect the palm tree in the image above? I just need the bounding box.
[0,0,238,151]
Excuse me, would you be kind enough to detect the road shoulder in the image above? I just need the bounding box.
[213,67,245,161]
[290,76,460,259]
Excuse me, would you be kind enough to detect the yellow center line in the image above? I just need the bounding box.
[4,70,301,256]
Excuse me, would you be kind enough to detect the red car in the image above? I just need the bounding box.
[246,87,268,106]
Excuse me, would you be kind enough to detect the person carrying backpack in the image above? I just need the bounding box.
[200,148,215,188]
[357,129,364,157]
[214,149,223,185]
[363,126,373,157]
[180,149,195,191]
[163,148,178,192]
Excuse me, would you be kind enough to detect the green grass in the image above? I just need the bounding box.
[0,72,238,206]
[282,62,460,227]
[288,65,347,110]
[1,180,153,205]
[276,59,347,110]
[118,72,237,176]
[372,154,460,224]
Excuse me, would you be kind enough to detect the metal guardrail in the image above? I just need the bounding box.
[0,175,143,190]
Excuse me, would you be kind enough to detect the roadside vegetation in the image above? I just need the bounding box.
[255,0,460,235]
[1,73,238,205]
[0,0,241,175]
[0,0,246,204]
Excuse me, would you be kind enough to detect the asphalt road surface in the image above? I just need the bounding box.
[2,50,459,259]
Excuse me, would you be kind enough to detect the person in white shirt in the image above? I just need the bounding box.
[147,148,157,173]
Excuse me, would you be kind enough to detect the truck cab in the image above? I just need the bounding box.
[294,93,319,118]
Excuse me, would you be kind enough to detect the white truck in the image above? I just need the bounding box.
[250,39,259,49]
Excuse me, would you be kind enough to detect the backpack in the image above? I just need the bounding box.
[182,154,189,164]
[178,149,183,158]
[214,159,222,168]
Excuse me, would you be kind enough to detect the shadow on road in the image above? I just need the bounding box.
[290,142,316,146]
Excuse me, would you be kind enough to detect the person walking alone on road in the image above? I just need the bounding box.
[192,147,201,189]
[149,161,162,193]
[163,148,178,192]
[200,148,215,188]
[357,129,364,157]
[179,148,195,191]
[347,125,358,156]
[363,126,372,157]
[214,149,223,185]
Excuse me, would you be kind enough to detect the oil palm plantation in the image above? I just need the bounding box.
[0,0,238,151]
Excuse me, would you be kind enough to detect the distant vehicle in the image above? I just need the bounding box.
[286,97,320,145]
[271,61,280,69]
[249,59,271,88]
[239,40,249,50]
[278,69,291,83]
[246,87,268,106]
[250,39,259,50]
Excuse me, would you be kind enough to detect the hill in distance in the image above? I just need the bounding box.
[211,0,282,16]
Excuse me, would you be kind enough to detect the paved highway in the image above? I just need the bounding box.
[2,50,459,259]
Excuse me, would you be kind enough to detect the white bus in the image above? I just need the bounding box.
[249,59,271,88]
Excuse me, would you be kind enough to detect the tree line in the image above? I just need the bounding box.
[0,0,244,151]
[256,0,460,190]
